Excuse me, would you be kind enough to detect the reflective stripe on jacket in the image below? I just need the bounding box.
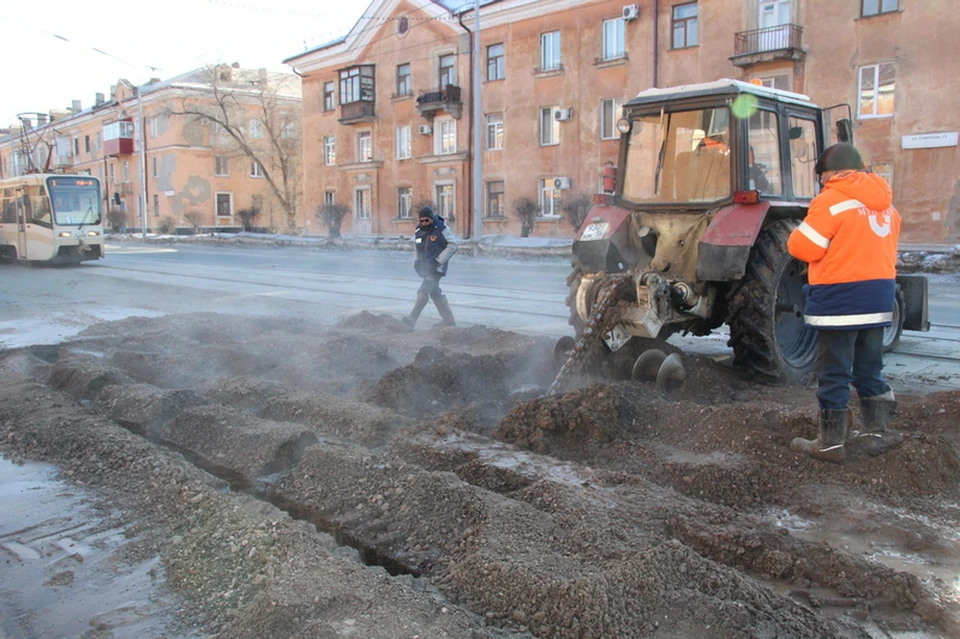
[787,170,900,330]
[414,216,458,277]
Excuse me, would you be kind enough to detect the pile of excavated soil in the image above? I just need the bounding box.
[2,312,959,638]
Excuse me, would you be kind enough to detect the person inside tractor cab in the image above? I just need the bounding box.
[748,146,771,192]
[786,143,902,464]
[401,206,458,329]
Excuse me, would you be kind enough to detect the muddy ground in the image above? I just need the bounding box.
[1,311,959,638]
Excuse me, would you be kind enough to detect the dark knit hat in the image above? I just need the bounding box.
[814,143,864,174]
[418,205,435,219]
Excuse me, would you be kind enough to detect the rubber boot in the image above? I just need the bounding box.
[401,293,429,329]
[790,409,849,464]
[433,294,456,327]
[851,391,902,456]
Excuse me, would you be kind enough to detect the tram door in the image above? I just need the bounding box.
[14,188,27,260]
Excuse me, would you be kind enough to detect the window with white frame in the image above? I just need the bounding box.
[340,65,375,104]
[281,118,295,139]
[487,43,505,81]
[151,157,158,178]
[215,156,229,176]
[396,63,411,96]
[672,2,698,48]
[216,192,232,217]
[858,62,895,118]
[249,119,263,139]
[438,54,456,88]
[486,113,503,150]
[862,0,898,17]
[486,180,504,218]
[600,98,622,139]
[396,126,412,160]
[540,31,561,71]
[357,131,372,162]
[538,178,561,217]
[398,187,412,218]
[602,18,626,61]
[122,160,129,182]
[324,136,336,166]
[250,160,263,178]
[150,117,158,138]
[435,183,454,220]
[153,194,160,217]
[540,107,560,146]
[324,190,336,207]
[354,187,371,219]
[435,118,456,155]
[323,82,335,111]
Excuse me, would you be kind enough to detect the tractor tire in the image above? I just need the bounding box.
[566,267,586,336]
[727,220,818,384]
[882,285,905,354]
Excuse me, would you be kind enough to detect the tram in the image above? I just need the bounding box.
[0,174,104,264]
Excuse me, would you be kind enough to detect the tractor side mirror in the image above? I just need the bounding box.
[788,126,803,140]
[836,118,853,144]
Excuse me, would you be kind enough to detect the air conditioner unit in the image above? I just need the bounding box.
[554,108,572,122]
[622,4,639,21]
[418,124,433,135]
[553,177,571,190]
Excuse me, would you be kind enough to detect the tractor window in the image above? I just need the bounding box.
[621,107,731,204]
[745,109,782,195]
[788,116,818,199]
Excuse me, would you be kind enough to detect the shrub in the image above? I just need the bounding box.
[106,207,126,233]
[236,207,260,232]
[157,216,177,234]
[183,210,204,232]
[560,192,593,231]
[512,196,540,238]
[316,201,350,237]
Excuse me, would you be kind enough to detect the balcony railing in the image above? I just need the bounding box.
[416,84,462,119]
[731,24,804,66]
[338,100,376,124]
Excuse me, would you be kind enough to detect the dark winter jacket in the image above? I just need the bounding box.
[414,215,458,278]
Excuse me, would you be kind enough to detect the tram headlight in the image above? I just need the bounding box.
[87,231,100,237]
[59,231,72,238]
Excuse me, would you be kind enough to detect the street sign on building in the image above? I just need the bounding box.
[901,132,959,150]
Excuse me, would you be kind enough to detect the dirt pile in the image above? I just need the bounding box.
[1,311,959,638]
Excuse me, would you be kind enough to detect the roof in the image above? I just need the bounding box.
[627,79,813,109]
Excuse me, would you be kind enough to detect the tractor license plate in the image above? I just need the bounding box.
[580,222,609,241]
[603,323,631,352]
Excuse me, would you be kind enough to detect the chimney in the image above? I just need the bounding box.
[95,92,105,105]
[71,99,82,113]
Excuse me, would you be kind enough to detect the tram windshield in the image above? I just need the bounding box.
[47,177,102,226]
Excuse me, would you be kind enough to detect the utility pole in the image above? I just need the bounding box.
[136,82,147,240]
[471,0,483,241]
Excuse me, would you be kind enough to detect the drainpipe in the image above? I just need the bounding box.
[652,0,660,88]
[457,8,479,240]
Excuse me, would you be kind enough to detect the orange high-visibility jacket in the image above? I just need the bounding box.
[787,170,900,330]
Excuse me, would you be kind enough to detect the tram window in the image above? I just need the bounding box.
[1,189,15,223]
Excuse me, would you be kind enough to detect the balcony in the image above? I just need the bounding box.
[729,24,805,68]
[416,84,462,120]
[103,120,135,156]
[338,100,376,125]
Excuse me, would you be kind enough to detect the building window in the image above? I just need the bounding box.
[216,156,229,176]
[540,106,560,146]
[122,160,129,182]
[340,65,375,104]
[870,162,893,186]
[396,126,411,160]
[354,187,371,219]
[602,18,626,61]
[249,119,263,139]
[539,178,561,217]
[150,117,158,138]
[396,63,411,96]
[109,164,115,183]
[600,98,622,140]
[435,183,454,220]
[216,192,232,218]
[862,0,898,16]
[323,82,335,111]
[357,131,372,162]
[438,54,456,88]
[487,43,505,81]
[324,136,336,166]
[250,160,263,178]
[153,194,160,217]
[74,138,80,156]
[672,2,699,49]
[486,113,504,150]
[151,157,158,178]
[398,187,412,218]
[435,118,456,155]
[324,190,336,207]
[540,31,561,71]
[486,180,504,218]
[84,135,91,153]
[858,62,895,118]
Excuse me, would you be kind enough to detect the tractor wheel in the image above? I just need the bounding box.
[882,285,905,354]
[565,267,586,336]
[727,220,818,384]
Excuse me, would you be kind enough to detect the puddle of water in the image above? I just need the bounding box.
[0,456,198,639]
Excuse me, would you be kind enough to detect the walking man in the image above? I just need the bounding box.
[402,206,458,329]
[787,143,902,463]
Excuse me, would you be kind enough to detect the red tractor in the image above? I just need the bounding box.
[559,79,928,388]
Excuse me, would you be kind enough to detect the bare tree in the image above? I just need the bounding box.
[237,207,260,232]
[512,196,540,238]
[316,201,350,237]
[559,192,593,231]
[183,210,204,233]
[168,65,301,230]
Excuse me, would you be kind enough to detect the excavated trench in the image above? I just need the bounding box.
[2,310,960,638]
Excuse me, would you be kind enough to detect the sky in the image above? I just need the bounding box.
[0,0,369,126]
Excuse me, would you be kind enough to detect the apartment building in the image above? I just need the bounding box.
[0,65,302,233]
[286,0,959,243]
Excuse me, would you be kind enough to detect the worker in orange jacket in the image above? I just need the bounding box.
[786,143,902,463]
